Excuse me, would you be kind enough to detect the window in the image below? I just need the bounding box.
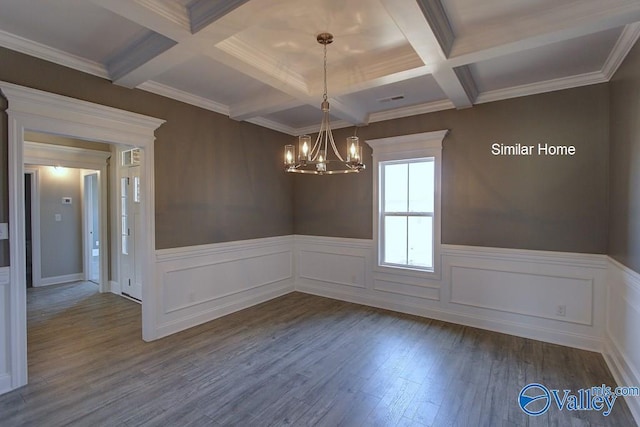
[380,158,435,269]
[367,130,446,276]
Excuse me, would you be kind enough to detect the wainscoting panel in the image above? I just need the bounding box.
[294,236,608,351]
[0,267,10,394]
[155,236,294,338]
[449,266,593,325]
[604,258,640,422]
[299,250,367,289]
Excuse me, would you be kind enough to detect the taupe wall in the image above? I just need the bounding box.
[295,84,610,254]
[0,47,293,260]
[609,40,640,273]
[30,165,83,278]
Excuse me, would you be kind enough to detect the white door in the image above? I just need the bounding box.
[120,165,142,300]
[84,173,100,284]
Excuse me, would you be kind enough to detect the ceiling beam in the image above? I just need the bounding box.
[380,0,474,108]
[92,0,249,88]
[106,32,177,85]
[90,0,191,40]
[188,0,252,33]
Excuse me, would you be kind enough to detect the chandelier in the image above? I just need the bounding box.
[284,33,365,175]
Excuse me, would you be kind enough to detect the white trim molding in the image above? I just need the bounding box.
[604,257,640,423]
[294,235,608,352]
[36,273,84,288]
[0,267,9,394]
[155,236,295,338]
[367,130,448,281]
[0,80,164,393]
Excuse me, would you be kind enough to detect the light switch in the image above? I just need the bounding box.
[55,214,62,222]
[0,223,8,240]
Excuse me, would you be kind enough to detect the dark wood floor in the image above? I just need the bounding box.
[0,282,636,426]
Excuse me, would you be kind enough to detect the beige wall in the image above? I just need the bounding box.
[294,84,610,254]
[28,165,83,278]
[609,40,640,273]
[0,43,632,267]
[0,46,294,264]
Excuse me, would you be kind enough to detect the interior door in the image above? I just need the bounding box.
[120,165,142,301]
[84,173,100,284]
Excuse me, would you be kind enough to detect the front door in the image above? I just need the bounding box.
[120,165,142,301]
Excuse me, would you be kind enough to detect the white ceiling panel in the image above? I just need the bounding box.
[470,27,623,93]
[339,75,447,114]
[263,104,341,129]
[442,0,564,35]
[153,55,275,106]
[0,0,148,62]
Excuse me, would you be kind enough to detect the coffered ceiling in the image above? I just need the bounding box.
[1,0,639,135]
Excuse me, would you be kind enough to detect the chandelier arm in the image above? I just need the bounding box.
[328,123,345,162]
[310,131,322,161]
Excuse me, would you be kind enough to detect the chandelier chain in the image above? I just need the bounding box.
[323,42,328,102]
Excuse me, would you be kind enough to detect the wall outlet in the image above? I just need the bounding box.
[556,304,566,317]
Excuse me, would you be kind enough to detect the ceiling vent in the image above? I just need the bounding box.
[378,95,405,103]
[122,148,141,166]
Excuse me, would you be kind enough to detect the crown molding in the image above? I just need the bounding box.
[189,0,251,33]
[216,37,309,94]
[23,140,111,168]
[138,81,230,116]
[475,71,608,104]
[107,31,177,82]
[136,0,190,30]
[0,29,108,79]
[294,119,352,137]
[369,99,455,123]
[415,0,455,56]
[602,22,640,80]
[454,65,479,103]
[245,117,297,136]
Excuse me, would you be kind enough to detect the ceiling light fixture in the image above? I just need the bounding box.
[284,33,365,175]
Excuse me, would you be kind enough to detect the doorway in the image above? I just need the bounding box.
[2,80,165,392]
[24,173,33,287]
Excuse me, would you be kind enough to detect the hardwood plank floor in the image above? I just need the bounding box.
[0,282,636,426]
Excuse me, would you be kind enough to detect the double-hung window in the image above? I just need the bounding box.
[368,130,446,276]
[380,158,435,269]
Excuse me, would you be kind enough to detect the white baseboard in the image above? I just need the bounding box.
[294,235,607,352]
[36,273,84,287]
[154,236,294,338]
[109,280,121,295]
[0,373,10,395]
[604,257,640,423]
[0,268,9,395]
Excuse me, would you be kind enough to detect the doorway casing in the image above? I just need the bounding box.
[1,81,165,391]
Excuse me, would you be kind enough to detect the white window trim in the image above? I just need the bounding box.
[367,130,447,280]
